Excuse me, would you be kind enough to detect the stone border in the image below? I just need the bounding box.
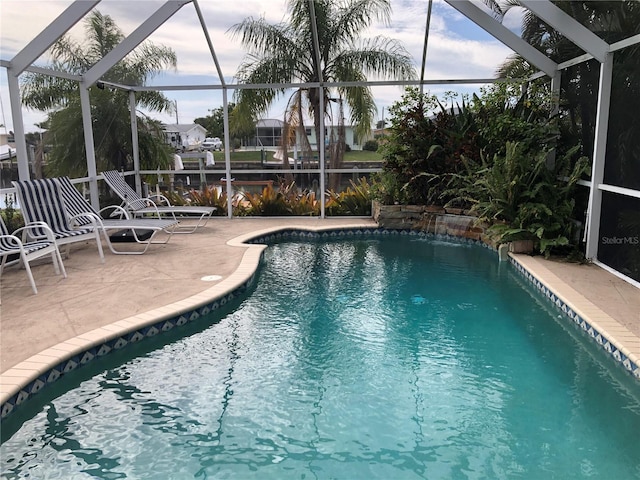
[372,201,491,243]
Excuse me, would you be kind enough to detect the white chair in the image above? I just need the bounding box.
[55,176,179,255]
[12,178,105,262]
[0,216,67,294]
[101,170,216,233]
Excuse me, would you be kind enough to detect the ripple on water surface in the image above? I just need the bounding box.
[2,237,640,479]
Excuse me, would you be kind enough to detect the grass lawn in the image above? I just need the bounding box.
[226,149,382,163]
[344,150,382,162]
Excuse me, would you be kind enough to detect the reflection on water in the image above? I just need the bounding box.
[2,237,639,479]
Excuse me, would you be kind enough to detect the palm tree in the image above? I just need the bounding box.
[20,11,177,177]
[230,0,415,189]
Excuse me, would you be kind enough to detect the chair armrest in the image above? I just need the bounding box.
[132,197,163,219]
[0,233,24,249]
[13,221,54,242]
[147,193,172,207]
[99,205,131,219]
[12,223,58,243]
[68,212,102,228]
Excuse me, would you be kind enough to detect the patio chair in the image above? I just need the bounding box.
[0,216,67,294]
[12,178,105,263]
[55,177,180,255]
[101,170,216,233]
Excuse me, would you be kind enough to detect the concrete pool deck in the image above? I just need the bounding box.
[1,217,639,408]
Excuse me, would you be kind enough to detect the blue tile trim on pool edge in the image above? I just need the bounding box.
[247,226,496,250]
[509,256,640,381]
[0,277,255,421]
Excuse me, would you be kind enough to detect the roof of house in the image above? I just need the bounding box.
[162,124,206,133]
[256,119,285,128]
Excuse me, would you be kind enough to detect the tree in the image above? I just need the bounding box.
[230,0,415,189]
[194,103,254,149]
[194,106,227,137]
[20,11,177,177]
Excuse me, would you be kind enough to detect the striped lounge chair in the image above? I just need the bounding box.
[0,215,67,294]
[55,176,179,255]
[101,170,215,233]
[12,178,105,263]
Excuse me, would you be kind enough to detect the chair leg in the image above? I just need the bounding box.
[94,230,105,263]
[50,251,61,275]
[104,228,166,255]
[171,213,211,234]
[53,248,67,279]
[49,249,67,279]
[22,254,38,295]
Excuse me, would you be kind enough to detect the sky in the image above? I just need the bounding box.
[0,0,525,135]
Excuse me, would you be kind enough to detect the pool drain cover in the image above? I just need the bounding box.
[201,275,223,282]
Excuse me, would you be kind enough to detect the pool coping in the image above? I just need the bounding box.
[509,254,640,379]
[1,225,639,421]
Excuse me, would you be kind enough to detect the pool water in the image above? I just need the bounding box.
[2,237,640,479]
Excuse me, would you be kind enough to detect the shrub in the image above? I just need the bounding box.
[472,82,559,160]
[362,140,379,152]
[1,195,24,233]
[472,141,590,256]
[326,177,372,216]
[240,181,319,216]
[165,184,245,216]
[379,88,481,206]
[378,84,568,209]
[369,171,407,205]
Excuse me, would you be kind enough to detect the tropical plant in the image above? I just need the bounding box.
[326,177,372,216]
[20,11,177,177]
[164,185,236,216]
[290,189,320,216]
[230,0,415,189]
[472,142,590,255]
[239,181,319,216]
[369,170,407,205]
[379,88,482,206]
[472,81,558,160]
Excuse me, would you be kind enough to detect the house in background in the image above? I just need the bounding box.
[254,119,284,148]
[250,119,364,151]
[300,124,362,151]
[163,124,207,152]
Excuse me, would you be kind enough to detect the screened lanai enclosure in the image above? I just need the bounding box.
[1,0,639,286]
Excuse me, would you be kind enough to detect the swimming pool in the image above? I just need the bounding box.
[2,236,640,478]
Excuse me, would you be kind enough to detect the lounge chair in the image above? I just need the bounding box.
[55,177,180,255]
[13,178,105,262]
[101,170,216,233]
[0,216,67,294]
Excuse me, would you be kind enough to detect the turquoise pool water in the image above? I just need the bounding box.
[2,237,640,479]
